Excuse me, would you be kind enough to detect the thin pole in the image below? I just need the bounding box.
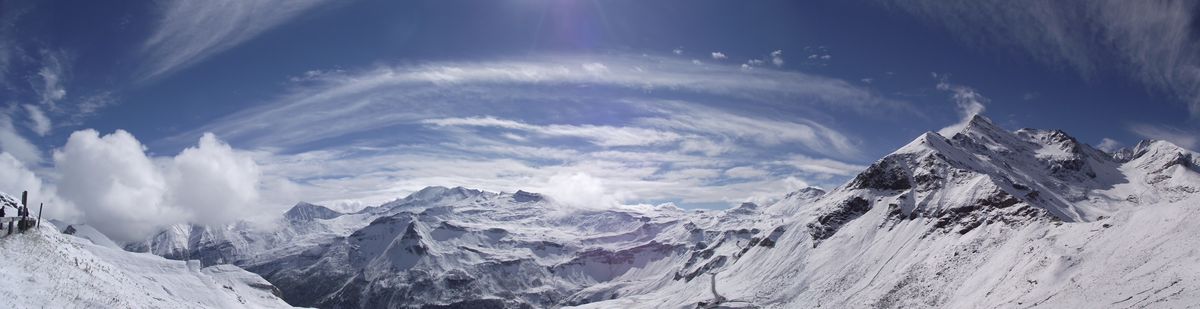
[37,203,43,228]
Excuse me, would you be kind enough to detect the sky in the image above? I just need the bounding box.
[0,0,1198,241]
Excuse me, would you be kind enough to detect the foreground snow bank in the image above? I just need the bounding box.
[0,222,296,308]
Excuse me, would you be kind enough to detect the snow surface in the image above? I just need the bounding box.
[125,115,1200,308]
[62,222,122,249]
[0,221,295,308]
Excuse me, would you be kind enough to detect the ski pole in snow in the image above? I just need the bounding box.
[37,203,42,228]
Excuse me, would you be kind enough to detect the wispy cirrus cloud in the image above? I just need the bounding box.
[880,0,1200,117]
[35,49,67,108]
[138,0,331,81]
[159,54,893,210]
[423,116,681,147]
[635,100,862,157]
[1129,123,1198,150]
[778,154,867,177]
[178,54,905,150]
[22,104,50,136]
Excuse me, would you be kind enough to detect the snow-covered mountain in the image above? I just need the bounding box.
[0,220,294,308]
[129,115,1200,308]
[575,115,1200,308]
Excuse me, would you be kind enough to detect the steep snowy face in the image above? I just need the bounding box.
[1115,139,1199,175]
[572,118,1200,309]
[1106,139,1200,204]
[764,187,826,216]
[845,115,1179,228]
[0,222,294,308]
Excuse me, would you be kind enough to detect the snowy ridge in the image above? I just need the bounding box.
[51,220,123,249]
[0,191,18,211]
[128,116,1200,308]
[131,186,784,307]
[285,202,344,222]
[0,221,294,308]
[574,115,1200,308]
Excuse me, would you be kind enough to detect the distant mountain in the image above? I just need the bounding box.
[285,202,343,222]
[131,116,1200,308]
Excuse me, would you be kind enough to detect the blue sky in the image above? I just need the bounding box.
[0,0,1198,237]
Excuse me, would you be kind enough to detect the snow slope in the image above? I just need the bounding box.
[54,220,124,249]
[131,115,1200,308]
[573,115,1200,308]
[0,221,295,308]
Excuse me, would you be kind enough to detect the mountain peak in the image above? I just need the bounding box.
[784,187,826,200]
[404,186,483,202]
[284,202,342,222]
[895,131,954,155]
[1113,139,1199,172]
[957,114,1009,138]
[967,114,991,125]
[512,190,544,203]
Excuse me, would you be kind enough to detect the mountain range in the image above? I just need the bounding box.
[10,115,1199,308]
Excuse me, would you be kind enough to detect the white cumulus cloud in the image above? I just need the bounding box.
[0,152,73,219]
[536,172,625,211]
[0,112,40,165]
[53,130,263,242]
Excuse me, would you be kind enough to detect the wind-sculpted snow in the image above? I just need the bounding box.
[128,116,1200,308]
[0,221,293,308]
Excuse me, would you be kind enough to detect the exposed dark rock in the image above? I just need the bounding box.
[850,158,912,191]
[512,190,544,203]
[979,190,1021,208]
[418,298,528,309]
[807,197,871,247]
[759,226,786,248]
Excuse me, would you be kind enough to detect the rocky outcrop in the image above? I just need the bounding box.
[807,197,871,247]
